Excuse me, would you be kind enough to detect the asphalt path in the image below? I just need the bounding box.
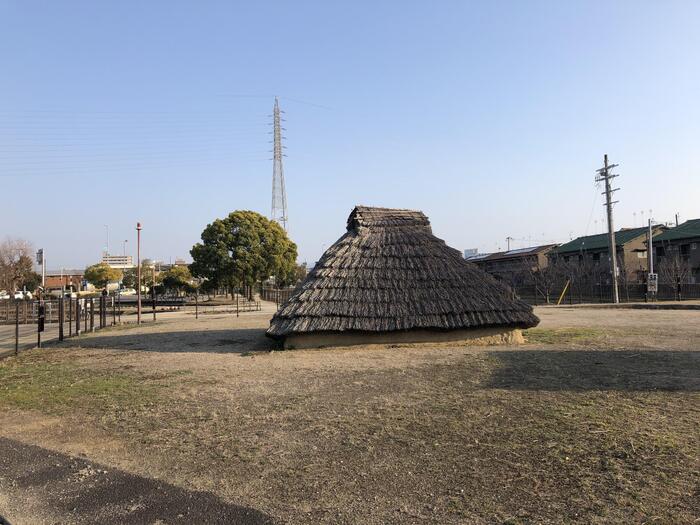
[0,437,276,524]
[0,323,61,359]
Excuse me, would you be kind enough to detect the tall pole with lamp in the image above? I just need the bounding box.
[136,222,142,324]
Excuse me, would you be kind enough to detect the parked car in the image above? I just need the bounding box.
[13,291,33,300]
[117,288,137,296]
[0,290,9,300]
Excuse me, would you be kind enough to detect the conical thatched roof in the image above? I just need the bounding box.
[267,206,539,341]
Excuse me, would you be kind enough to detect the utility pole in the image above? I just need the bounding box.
[271,97,288,231]
[136,222,142,324]
[595,154,620,303]
[506,237,514,251]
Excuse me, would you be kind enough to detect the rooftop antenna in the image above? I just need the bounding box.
[271,97,288,231]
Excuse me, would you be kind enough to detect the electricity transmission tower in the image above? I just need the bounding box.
[271,97,288,231]
[595,154,620,303]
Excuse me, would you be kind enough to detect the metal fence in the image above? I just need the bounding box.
[0,293,265,359]
[260,286,296,307]
[0,297,119,358]
[188,293,261,317]
[513,282,700,305]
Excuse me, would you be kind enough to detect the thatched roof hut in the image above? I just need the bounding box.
[267,206,539,349]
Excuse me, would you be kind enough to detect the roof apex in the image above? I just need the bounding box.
[347,206,431,232]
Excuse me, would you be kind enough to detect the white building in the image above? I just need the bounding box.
[102,254,134,269]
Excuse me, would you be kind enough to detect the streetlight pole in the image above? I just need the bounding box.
[152,264,156,322]
[136,222,142,324]
[36,248,46,288]
[123,239,128,256]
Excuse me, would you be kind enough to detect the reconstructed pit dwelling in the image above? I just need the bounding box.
[267,206,539,349]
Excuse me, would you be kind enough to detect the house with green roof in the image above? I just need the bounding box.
[652,219,700,283]
[549,226,666,283]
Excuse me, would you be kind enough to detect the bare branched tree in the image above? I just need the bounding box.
[658,252,692,300]
[522,258,562,304]
[0,237,35,293]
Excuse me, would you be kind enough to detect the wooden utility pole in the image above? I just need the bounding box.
[595,154,620,303]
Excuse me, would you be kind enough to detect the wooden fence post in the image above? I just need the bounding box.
[90,298,95,332]
[58,298,64,342]
[15,302,19,356]
[76,299,81,335]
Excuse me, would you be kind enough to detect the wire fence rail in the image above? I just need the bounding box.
[513,282,700,305]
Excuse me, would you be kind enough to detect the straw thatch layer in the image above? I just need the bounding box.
[267,206,539,341]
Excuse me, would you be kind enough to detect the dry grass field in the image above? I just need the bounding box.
[0,304,698,524]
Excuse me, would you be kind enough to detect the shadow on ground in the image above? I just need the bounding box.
[60,329,276,354]
[0,437,276,524]
[485,350,700,391]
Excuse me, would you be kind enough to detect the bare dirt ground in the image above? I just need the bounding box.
[0,303,698,524]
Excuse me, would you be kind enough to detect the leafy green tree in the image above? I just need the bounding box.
[121,267,138,289]
[294,262,309,284]
[121,263,161,291]
[20,271,42,292]
[190,210,298,296]
[161,265,193,295]
[84,263,123,289]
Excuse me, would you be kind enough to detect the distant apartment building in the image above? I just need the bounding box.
[549,226,666,283]
[467,244,558,285]
[652,218,700,283]
[101,254,134,269]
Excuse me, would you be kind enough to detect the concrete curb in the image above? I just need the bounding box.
[538,303,700,311]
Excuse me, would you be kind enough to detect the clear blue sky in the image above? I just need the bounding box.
[2,1,699,269]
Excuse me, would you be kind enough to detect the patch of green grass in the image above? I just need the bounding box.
[523,327,609,345]
[0,361,161,413]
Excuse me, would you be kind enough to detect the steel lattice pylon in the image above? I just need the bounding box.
[271,97,288,231]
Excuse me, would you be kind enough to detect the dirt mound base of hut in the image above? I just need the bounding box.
[282,327,524,349]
